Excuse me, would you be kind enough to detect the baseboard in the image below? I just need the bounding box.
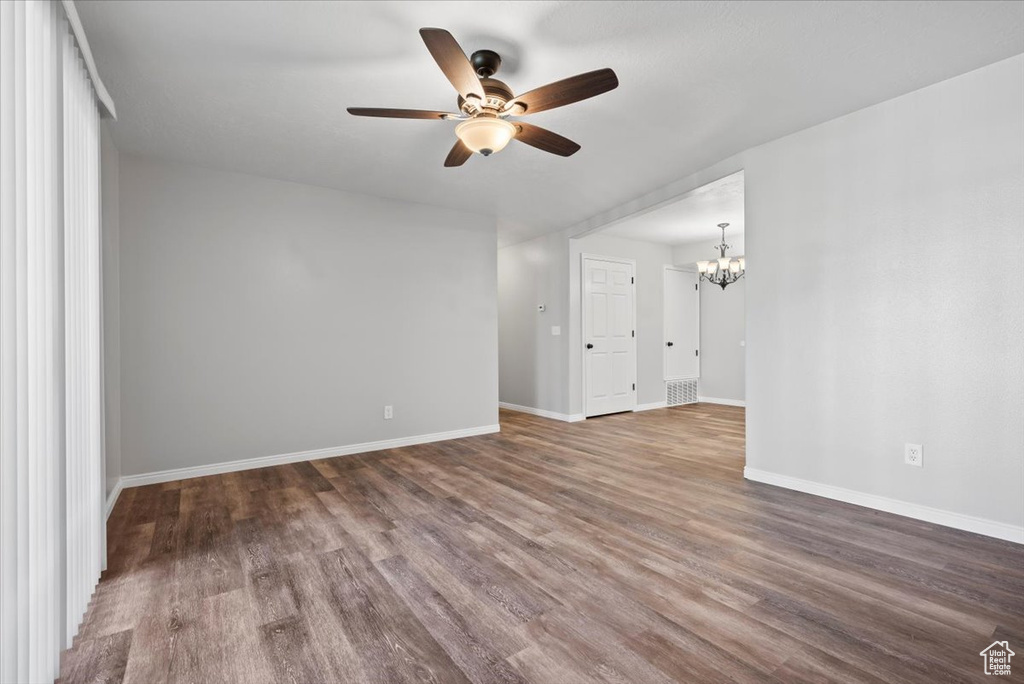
[499,402,585,423]
[699,396,746,407]
[744,467,1024,544]
[634,401,668,412]
[104,479,123,520]
[120,424,501,489]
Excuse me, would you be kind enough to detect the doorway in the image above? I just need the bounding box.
[570,171,745,423]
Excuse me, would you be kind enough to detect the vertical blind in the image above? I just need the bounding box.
[1,1,107,681]
[62,7,103,654]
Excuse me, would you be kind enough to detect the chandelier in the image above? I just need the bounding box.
[697,223,745,290]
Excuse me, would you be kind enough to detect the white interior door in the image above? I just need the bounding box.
[664,267,700,379]
[583,256,636,417]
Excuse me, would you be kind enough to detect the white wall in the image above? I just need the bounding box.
[569,234,675,408]
[744,54,1024,530]
[117,155,498,477]
[101,122,121,497]
[674,239,746,404]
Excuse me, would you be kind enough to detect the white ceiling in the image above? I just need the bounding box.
[599,171,744,245]
[78,1,1024,246]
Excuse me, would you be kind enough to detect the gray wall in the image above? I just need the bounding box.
[744,54,1023,527]
[118,155,498,476]
[569,234,675,408]
[674,239,746,404]
[101,122,121,497]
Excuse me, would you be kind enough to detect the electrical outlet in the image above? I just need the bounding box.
[904,443,923,467]
[383,405,393,420]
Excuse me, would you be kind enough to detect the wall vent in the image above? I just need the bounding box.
[666,379,698,406]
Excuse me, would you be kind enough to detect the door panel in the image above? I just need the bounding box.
[664,268,699,380]
[584,257,636,417]
[612,351,631,397]
[592,293,607,336]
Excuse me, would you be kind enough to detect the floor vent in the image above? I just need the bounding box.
[666,379,699,406]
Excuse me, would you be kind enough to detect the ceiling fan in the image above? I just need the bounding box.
[348,28,619,167]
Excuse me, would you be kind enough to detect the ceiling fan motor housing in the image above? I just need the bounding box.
[457,75,515,115]
[471,49,502,78]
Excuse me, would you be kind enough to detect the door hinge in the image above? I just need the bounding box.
[632,330,635,337]
[695,283,698,291]
[695,349,699,357]
[632,383,636,391]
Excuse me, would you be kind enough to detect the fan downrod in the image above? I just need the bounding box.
[471,50,502,78]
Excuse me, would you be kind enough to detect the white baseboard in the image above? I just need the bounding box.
[499,402,585,423]
[105,479,123,520]
[634,401,668,412]
[699,396,746,407]
[744,467,1024,544]
[119,424,501,489]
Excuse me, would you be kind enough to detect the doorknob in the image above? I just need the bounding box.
[666,341,674,347]
[586,343,593,349]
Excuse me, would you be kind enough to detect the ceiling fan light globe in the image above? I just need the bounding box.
[455,118,516,156]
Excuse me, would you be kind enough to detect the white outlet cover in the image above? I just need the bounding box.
[904,443,923,467]
[551,326,561,336]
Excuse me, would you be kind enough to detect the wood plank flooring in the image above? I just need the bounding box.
[60,405,1024,683]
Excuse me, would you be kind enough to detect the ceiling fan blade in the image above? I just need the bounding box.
[419,28,485,101]
[444,140,472,167]
[507,68,618,115]
[514,122,581,157]
[347,107,457,120]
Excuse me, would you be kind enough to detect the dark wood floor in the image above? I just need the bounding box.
[60,405,1023,683]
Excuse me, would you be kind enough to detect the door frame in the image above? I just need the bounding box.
[580,254,638,419]
[663,265,701,381]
